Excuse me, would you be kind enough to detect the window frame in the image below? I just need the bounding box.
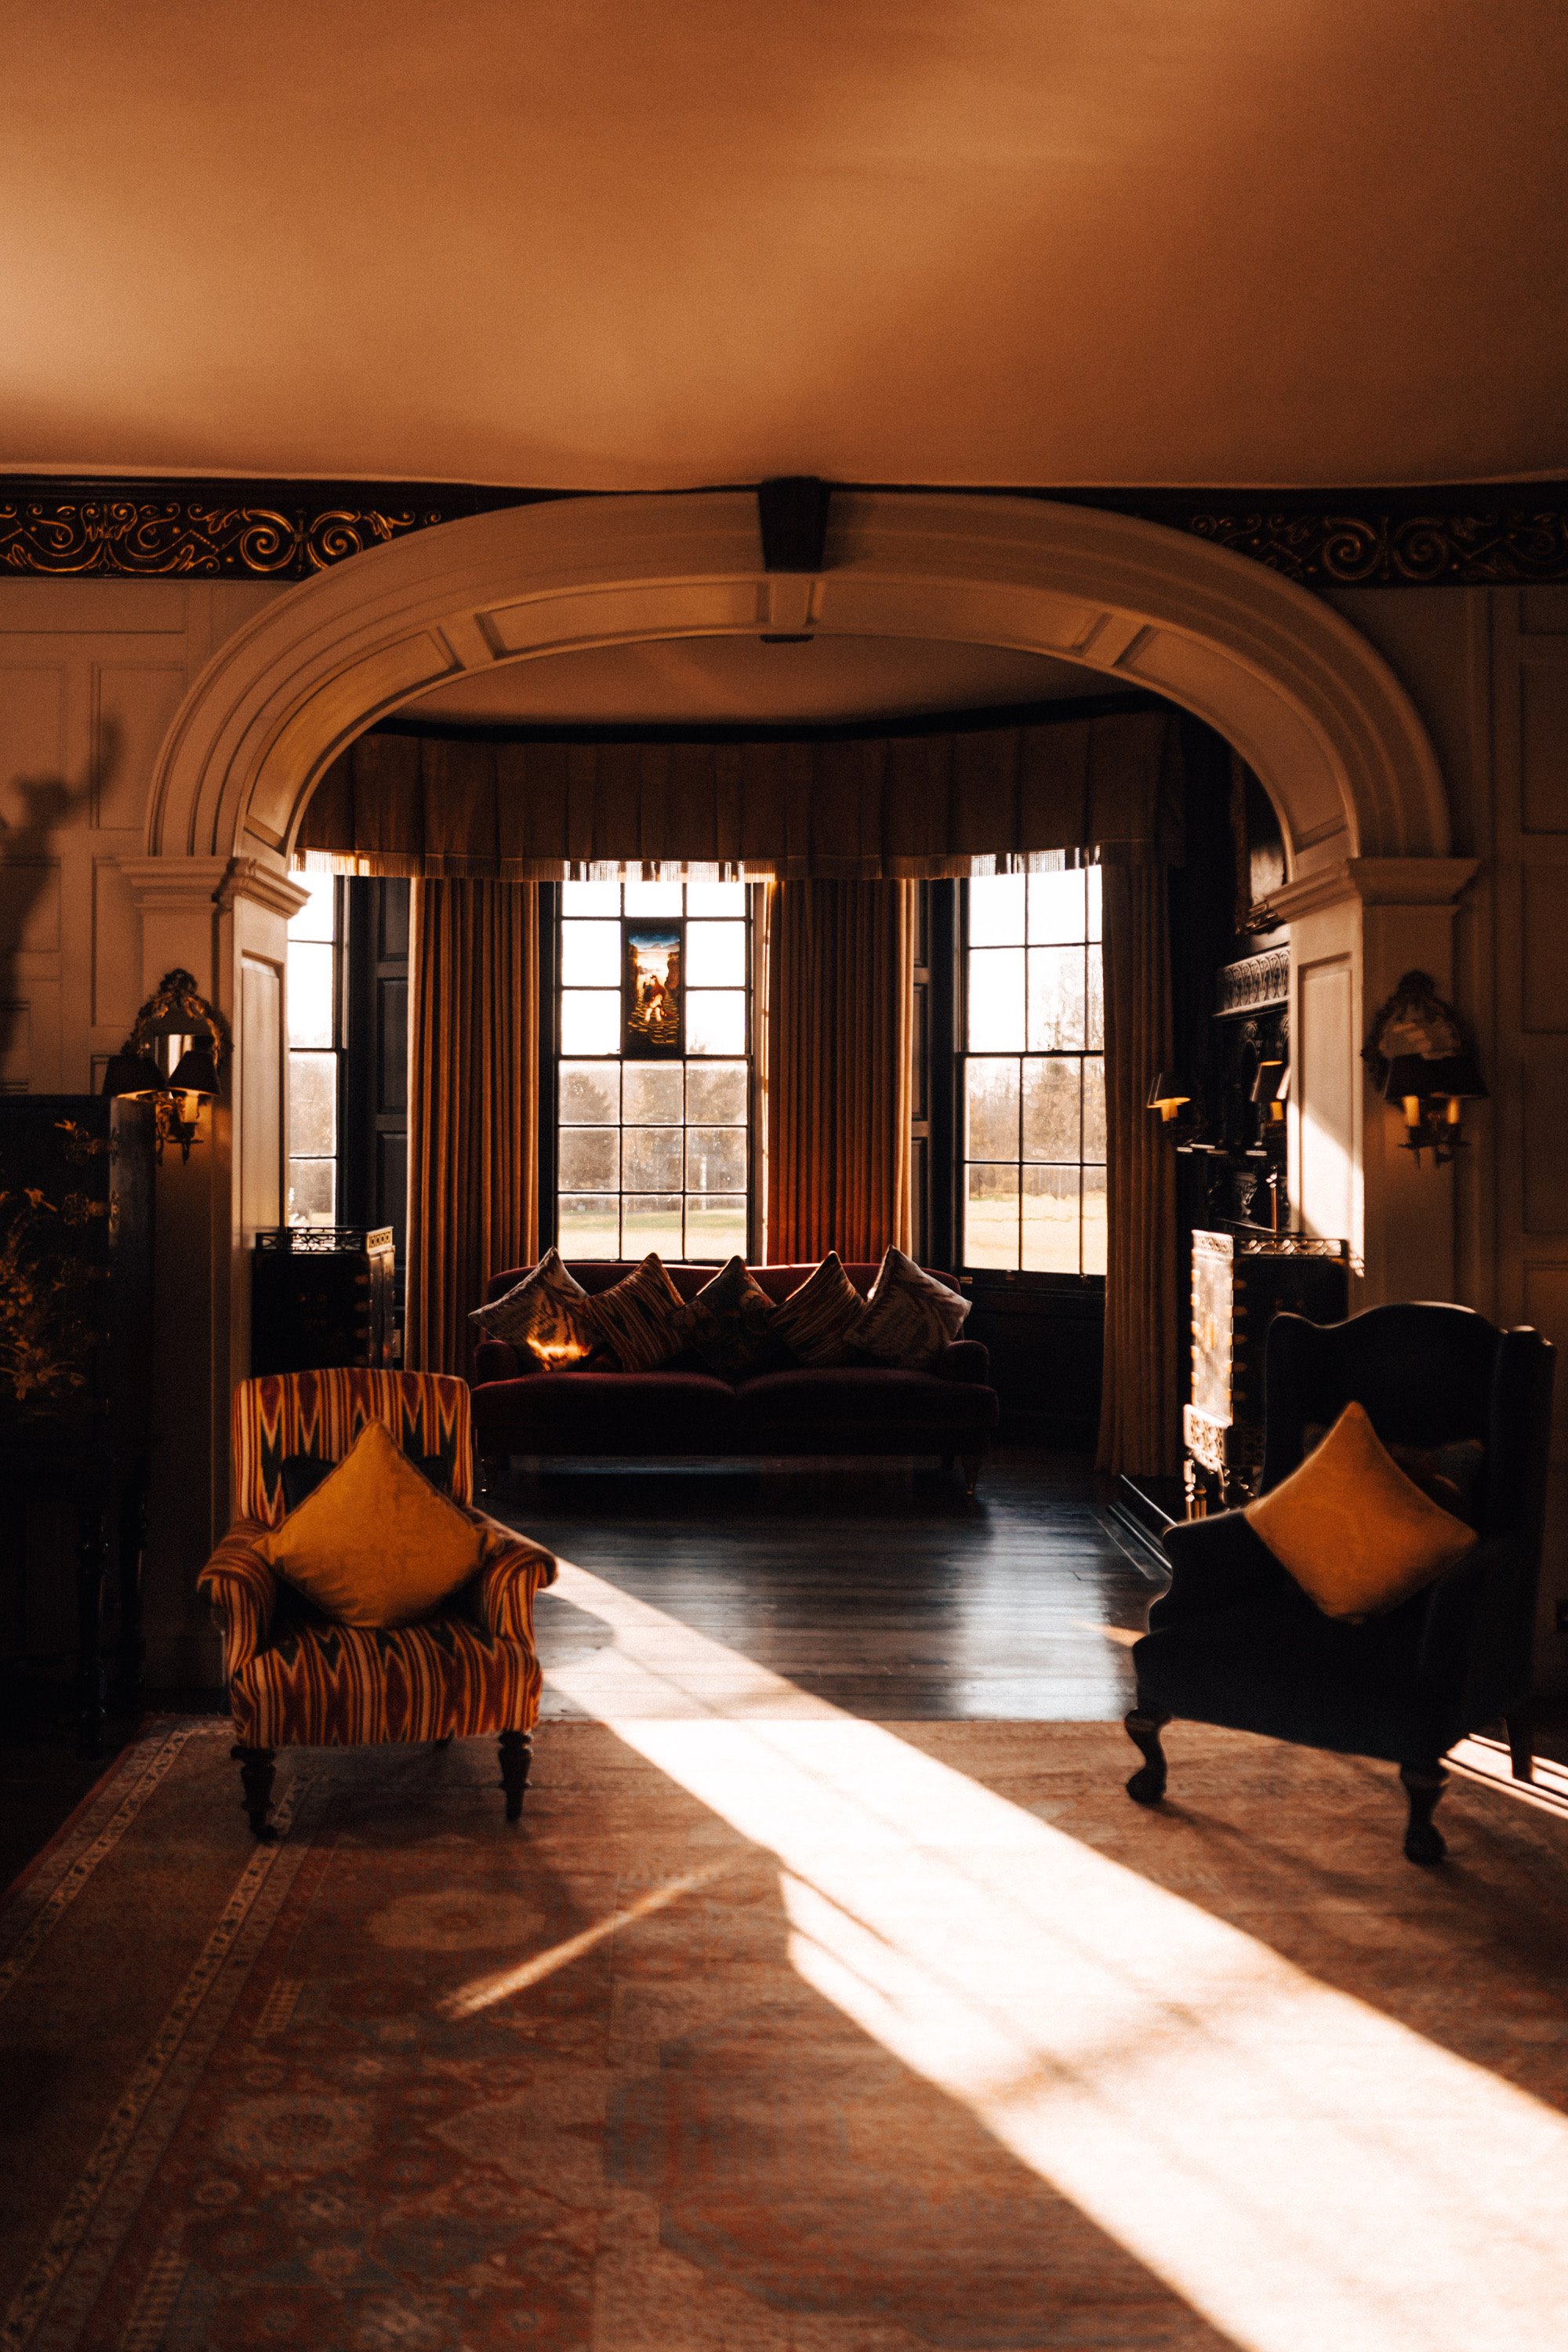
[285,872,347,1229]
[955,868,1108,1290]
[543,878,759,1265]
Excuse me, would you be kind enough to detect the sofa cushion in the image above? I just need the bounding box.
[736,1365,999,1436]
[470,1247,597,1367]
[857,1246,972,1369]
[684,1255,783,1379]
[585,1254,690,1371]
[470,1369,739,1451]
[771,1253,870,1367]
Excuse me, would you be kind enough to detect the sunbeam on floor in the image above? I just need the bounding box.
[534,1555,1568,2352]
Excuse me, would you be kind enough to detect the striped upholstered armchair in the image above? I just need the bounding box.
[198,1370,556,1839]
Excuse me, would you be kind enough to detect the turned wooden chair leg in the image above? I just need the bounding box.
[232,1744,277,1841]
[1504,1710,1535,1784]
[498,1730,533,1824]
[1124,1708,1171,1806]
[960,1452,982,1502]
[1400,1760,1449,1864]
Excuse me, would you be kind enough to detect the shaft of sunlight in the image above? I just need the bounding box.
[543,1558,1568,2352]
[444,1862,731,2020]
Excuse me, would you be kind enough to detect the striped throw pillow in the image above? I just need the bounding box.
[585,1254,690,1372]
[772,1253,869,1367]
[857,1247,970,1370]
[469,1248,596,1365]
[685,1256,781,1380]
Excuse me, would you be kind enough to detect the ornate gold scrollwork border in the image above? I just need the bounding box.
[2,477,1566,586]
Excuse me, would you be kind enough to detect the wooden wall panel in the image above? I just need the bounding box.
[92,663,188,829]
[1520,655,1568,833]
[1298,956,1355,1244]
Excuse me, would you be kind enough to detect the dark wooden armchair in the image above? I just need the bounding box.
[1126,1302,1555,1863]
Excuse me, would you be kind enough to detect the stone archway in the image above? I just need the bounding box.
[140,488,1472,1561]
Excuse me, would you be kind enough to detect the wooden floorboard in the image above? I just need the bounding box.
[495,1448,1163,1722]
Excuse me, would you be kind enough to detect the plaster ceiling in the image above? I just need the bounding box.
[4,2,1566,491]
[403,636,1110,728]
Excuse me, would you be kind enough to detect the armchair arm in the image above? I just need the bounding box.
[938,1338,991,1385]
[474,1338,526,1385]
[462,1508,559,1645]
[196,1523,281,1681]
[1149,1509,1294,1628]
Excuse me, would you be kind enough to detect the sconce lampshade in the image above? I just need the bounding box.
[1382,1052,1488,1105]
[1249,1059,1285,1105]
[169,1044,220,1098]
[101,1050,165,1098]
[1146,1072,1192,1120]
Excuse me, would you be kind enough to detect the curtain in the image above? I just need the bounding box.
[1096,859,1180,1478]
[299,711,1181,880]
[765,880,913,1264]
[406,880,539,1376]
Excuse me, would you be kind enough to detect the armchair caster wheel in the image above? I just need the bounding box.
[1400,1762,1448,1867]
[1123,1708,1170,1807]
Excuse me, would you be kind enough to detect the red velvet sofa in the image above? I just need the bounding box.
[470,1260,1000,1494]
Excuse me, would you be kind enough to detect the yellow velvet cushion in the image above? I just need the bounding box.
[257,1419,481,1628]
[1243,1399,1478,1621]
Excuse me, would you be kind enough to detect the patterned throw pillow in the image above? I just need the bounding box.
[470,1248,597,1367]
[771,1253,870,1367]
[583,1254,690,1373]
[684,1256,781,1381]
[856,1247,971,1370]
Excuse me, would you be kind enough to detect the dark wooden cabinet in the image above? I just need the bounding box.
[0,1094,155,1751]
[252,1226,397,1375]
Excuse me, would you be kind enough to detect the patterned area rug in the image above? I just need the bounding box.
[2,1718,1568,2352]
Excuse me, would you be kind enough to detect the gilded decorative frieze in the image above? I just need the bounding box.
[0,492,456,579]
[1183,504,1568,586]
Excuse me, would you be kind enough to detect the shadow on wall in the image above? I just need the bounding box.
[0,724,117,1082]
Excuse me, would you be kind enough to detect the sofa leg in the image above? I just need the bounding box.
[1124,1708,1170,1806]
[1505,1709,1535,1784]
[479,1454,507,1502]
[960,1452,981,1502]
[232,1744,277,1842]
[498,1730,532,1824]
[1400,1761,1449,1865]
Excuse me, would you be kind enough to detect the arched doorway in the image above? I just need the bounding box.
[140,489,1472,1548]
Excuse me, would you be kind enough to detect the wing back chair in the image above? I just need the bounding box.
[198,1368,557,1838]
[1127,1302,1555,1863]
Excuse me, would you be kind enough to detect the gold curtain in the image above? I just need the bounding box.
[1095,859,1180,1478]
[764,880,913,1264]
[299,711,1181,880]
[406,880,539,1375]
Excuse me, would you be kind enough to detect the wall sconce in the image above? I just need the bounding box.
[1363,971,1487,1169]
[1250,1058,1290,1123]
[103,968,231,1163]
[1146,1071,1193,1125]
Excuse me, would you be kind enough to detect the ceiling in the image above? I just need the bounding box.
[3,3,1566,493]
[404,636,1112,728]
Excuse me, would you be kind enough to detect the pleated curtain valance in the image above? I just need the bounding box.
[297,710,1183,880]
